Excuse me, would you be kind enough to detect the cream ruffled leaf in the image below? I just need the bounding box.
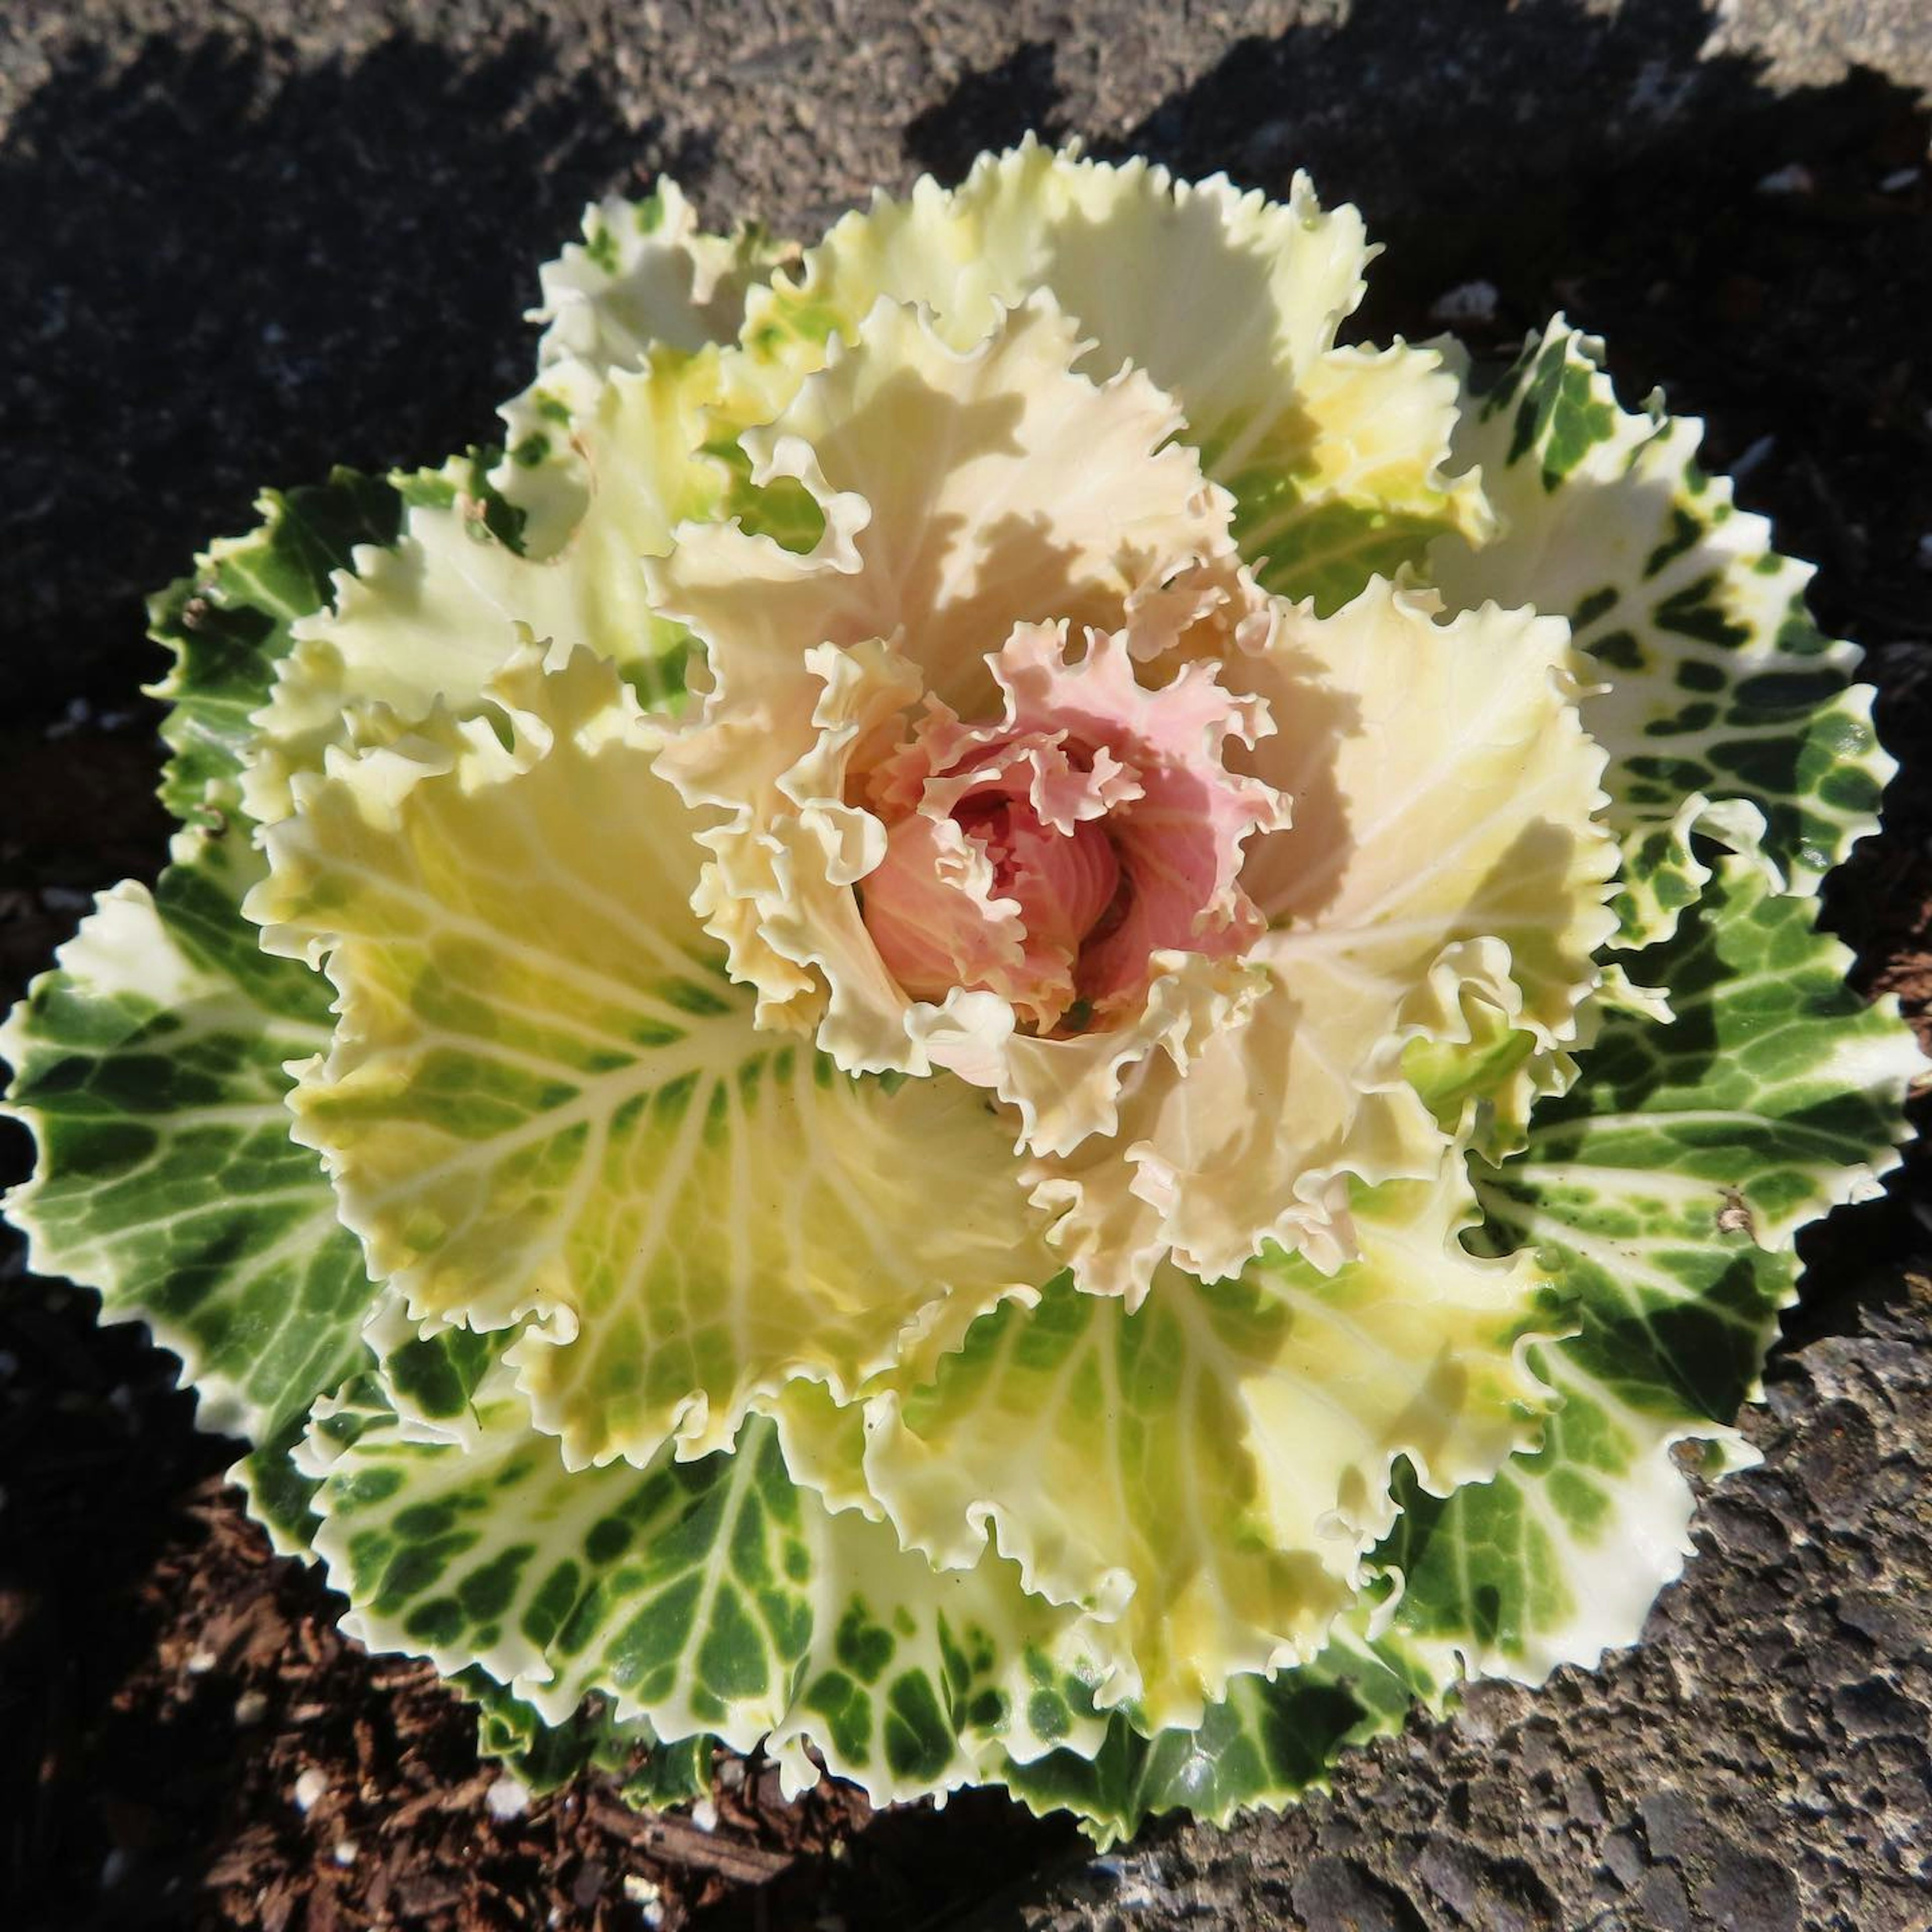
[530,181,793,375]
[744,141,1367,441]
[745,143,1487,614]
[244,190,812,823]
[248,647,1050,1471]
[1217,340,1494,615]
[1429,317,1891,946]
[243,349,731,825]
[1029,582,1619,1297]
[301,1361,1109,1807]
[649,292,1231,1068]
[854,1172,1556,1730]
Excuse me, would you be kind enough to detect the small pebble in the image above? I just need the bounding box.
[233,1690,269,1726]
[45,696,94,739]
[485,1773,531,1821]
[331,1840,359,1867]
[186,1649,218,1676]
[717,1757,746,1791]
[689,1796,719,1833]
[1730,434,1776,485]
[293,1767,329,1813]
[1914,533,1932,572]
[1880,167,1920,193]
[1429,279,1500,325]
[622,1874,661,1904]
[1756,163,1815,197]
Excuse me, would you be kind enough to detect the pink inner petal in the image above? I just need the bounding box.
[857,618,1284,1032]
[860,813,1027,1007]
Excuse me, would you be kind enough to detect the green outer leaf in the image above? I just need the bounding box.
[146,468,401,823]
[456,1669,715,1806]
[233,1412,333,1559]
[999,1622,1425,1848]
[302,1366,1111,1809]
[0,830,377,1442]
[1378,859,1919,1685]
[1429,317,1892,946]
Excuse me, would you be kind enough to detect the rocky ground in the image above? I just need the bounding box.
[2,2,1929,1927]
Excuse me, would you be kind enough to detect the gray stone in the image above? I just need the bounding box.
[1414,1841,1559,1932]
[1636,1864,1693,1932]
[1601,1831,1649,1893]
[1563,1770,1608,1829]
[1638,1789,1699,1864]
[1287,1856,1414,1932]
[1805,1399,1885,1532]
[1694,1841,1800,1932]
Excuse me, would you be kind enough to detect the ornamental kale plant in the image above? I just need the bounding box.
[4,143,1921,1841]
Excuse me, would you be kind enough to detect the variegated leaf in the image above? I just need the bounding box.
[2,831,376,1442]
[1429,318,1891,945]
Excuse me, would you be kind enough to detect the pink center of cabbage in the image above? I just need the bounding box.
[856,624,1280,1033]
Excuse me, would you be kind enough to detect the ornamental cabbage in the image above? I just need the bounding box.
[4,143,1920,1842]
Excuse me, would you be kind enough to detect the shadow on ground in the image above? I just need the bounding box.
[0,30,705,727]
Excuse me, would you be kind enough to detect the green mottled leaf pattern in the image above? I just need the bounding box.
[147,468,401,822]
[233,1413,333,1560]
[457,1669,714,1806]
[1429,317,1892,945]
[1000,1622,1425,1848]
[1,832,377,1440]
[302,1365,1110,1806]
[1485,861,1915,1412]
[1376,860,1917,1684]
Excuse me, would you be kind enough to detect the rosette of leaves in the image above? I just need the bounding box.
[4,144,1920,1843]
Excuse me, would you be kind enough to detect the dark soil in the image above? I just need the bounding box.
[3,3,1929,1928]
